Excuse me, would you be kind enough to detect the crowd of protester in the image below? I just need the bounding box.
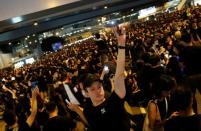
[0,4,201,131]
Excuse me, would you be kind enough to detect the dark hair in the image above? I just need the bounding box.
[46,101,57,113]
[171,85,193,111]
[155,75,176,97]
[95,33,100,39]
[83,74,101,90]
[3,110,16,126]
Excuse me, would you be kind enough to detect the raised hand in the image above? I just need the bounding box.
[67,102,80,112]
[112,26,126,46]
[169,111,180,119]
[32,86,39,99]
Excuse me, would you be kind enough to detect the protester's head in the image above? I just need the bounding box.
[191,22,198,30]
[175,30,182,39]
[155,75,176,98]
[46,101,58,115]
[167,56,181,76]
[95,33,101,39]
[3,110,17,126]
[83,74,105,104]
[171,85,193,112]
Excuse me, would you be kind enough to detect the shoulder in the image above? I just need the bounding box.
[191,114,201,121]
[147,100,157,111]
[165,118,176,131]
[19,122,31,131]
[106,92,125,108]
[108,92,124,102]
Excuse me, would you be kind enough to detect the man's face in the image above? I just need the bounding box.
[192,23,197,29]
[86,81,105,104]
[53,72,59,80]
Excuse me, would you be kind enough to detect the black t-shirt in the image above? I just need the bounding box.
[165,114,201,131]
[6,122,30,131]
[44,116,73,131]
[157,99,168,120]
[36,110,49,127]
[95,39,108,53]
[83,92,130,131]
[19,122,30,131]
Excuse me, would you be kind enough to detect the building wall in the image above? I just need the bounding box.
[0,51,12,69]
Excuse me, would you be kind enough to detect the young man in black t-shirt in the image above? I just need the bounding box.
[82,74,130,131]
[165,86,201,131]
[68,27,130,131]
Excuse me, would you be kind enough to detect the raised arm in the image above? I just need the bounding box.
[67,103,88,126]
[113,27,126,99]
[26,87,39,127]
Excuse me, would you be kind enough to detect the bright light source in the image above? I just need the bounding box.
[101,17,106,22]
[111,21,115,25]
[98,19,101,22]
[14,61,24,68]
[138,6,156,19]
[25,38,28,40]
[61,28,64,30]
[104,6,108,9]
[32,34,35,37]
[35,40,37,43]
[11,17,23,23]
[114,12,119,15]
[56,32,59,36]
[29,42,32,44]
[25,57,35,64]
[33,22,38,26]
[27,36,30,38]
[8,42,12,45]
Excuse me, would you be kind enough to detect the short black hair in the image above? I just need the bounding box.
[95,33,100,39]
[155,75,176,97]
[45,101,57,113]
[171,85,193,111]
[3,110,16,126]
[83,74,101,90]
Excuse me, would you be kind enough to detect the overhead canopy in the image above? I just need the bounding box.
[0,0,80,21]
[0,0,168,44]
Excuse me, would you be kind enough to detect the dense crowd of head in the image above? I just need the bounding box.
[0,5,201,131]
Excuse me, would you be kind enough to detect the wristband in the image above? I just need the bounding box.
[118,46,126,49]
